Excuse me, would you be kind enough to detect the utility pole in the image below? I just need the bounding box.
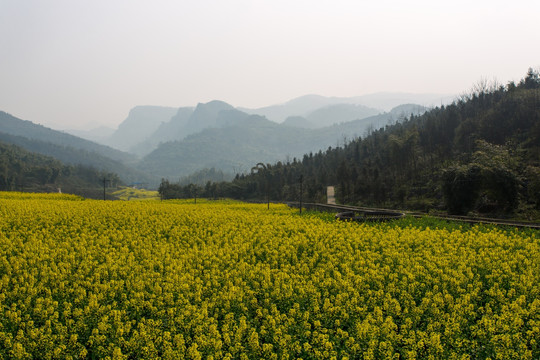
[102,177,110,201]
[299,175,303,214]
[266,184,269,210]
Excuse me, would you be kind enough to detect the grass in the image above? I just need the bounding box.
[297,208,540,237]
[110,186,160,201]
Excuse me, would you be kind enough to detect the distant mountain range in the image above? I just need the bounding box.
[65,126,115,143]
[88,93,445,158]
[136,103,427,179]
[239,93,453,123]
[131,107,195,156]
[1,92,441,188]
[102,106,178,152]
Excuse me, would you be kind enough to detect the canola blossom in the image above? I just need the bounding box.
[0,192,538,359]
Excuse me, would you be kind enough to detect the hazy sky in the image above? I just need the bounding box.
[1,0,539,130]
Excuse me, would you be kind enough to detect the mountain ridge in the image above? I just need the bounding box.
[103,106,178,152]
[239,92,453,122]
[138,104,427,179]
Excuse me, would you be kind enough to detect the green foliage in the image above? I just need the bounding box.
[442,141,521,215]
[442,164,482,215]
[0,111,133,162]
[479,166,519,212]
[178,167,232,186]
[0,111,155,185]
[304,210,540,238]
[526,166,540,208]
[0,140,120,198]
[442,141,520,214]
[0,132,152,185]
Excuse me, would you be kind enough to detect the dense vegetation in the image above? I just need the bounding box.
[160,69,540,217]
[1,193,538,359]
[0,111,132,163]
[0,132,151,185]
[0,141,119,199]
[0,112,154,185]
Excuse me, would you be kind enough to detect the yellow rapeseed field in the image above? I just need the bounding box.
[0,192,538,359]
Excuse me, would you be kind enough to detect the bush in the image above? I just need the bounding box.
[478,167,519,213]
[442,165,482,215]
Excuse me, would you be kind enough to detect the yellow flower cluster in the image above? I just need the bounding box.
[0,191,83,201]
[0,193,538,359]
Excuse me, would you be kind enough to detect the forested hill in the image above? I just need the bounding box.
[0,132,154,185]
[0,111,134,163]
[0,140,119,198]
[160,68,540,217]
[0,111,154,184]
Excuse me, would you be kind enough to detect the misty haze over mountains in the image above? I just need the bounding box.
[76,92,450,153]
[1,92,449,186]
[238,93,452,123]
[102,106,178,152]
[135,104,428,180]
[99,93,441,180]
[85,93,441,178]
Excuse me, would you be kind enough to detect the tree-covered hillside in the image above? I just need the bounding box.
[160,69,540,218]
[0,141,120,198]
[0,112,155,185]
[0,132,154,185]
[0,111,134,163]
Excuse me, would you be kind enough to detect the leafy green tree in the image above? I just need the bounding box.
[442,165,482,215]
[525,166,540,209]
